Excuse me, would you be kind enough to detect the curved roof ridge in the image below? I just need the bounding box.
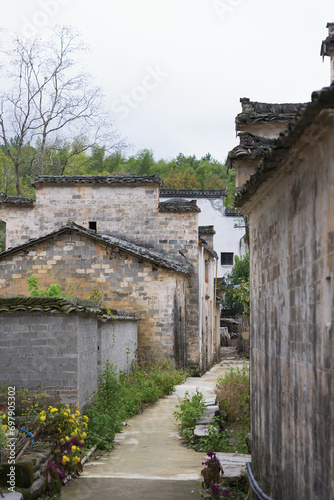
[0,220,192,275]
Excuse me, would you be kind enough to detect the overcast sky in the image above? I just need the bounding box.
[2,0,334,162]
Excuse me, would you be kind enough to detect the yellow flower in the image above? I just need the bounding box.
[71,414,76,419]
[54,449,59,454]
[2,414,6,419]
[75,410,80,415]
[58,428,62,433]
[60,438,65,444]
[65,404,69,407]
[40,416,46,422]
[48,406,53,410]
[62,455,70,465]
[83,415,89,422]
[71,445,77,453]
[83,422,88,429]
[65,436,70,441]
[81,432,87,439]
[50,408,58,413]
[71,431,77,437]
[72,456,81,465]
[63,412,69,417]
[80,440,85,444]
[2,425,8,431]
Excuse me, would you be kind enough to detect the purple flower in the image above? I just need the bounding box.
[222,490,231,497]
[210,482,222,494]
[57,468,66,480]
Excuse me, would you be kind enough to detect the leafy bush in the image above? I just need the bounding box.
[173,366,250,454]
[27,276,73,297]
[223,253,250,316]
[173,389,206,436]
[215,365,250,425]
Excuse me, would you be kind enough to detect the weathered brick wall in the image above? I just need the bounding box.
[98,319,138,375]
[0,205,36,247]
[0,180,208,372]
[0,313,97,408]
[0,233,188,360]
[247,128,334,499]
[77,316,99,408]
[0,310,137,409]
[1,184,198,258]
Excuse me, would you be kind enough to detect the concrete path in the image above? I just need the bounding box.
[61,353,249,499]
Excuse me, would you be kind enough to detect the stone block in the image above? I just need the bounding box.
[0,460,34,488]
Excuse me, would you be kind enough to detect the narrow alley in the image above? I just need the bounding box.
[61,349,249,500]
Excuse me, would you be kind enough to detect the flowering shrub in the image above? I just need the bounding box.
[201,451,222,488]
[201,452,244,499]
[36,404,88,486]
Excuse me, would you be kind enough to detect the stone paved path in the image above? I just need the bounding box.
[61,350,249,500]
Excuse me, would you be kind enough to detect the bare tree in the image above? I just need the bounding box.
[0,26,127,195]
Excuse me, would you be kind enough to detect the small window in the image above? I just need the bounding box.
[89,221,97,232]
[221,252,234,266]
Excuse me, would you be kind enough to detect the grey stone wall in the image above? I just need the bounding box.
[0,310,138,409]
[98,319,138,376]
[244,125,334,498]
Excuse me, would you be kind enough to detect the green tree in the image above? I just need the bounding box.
[223,252,250,316]
[163,167,201,189]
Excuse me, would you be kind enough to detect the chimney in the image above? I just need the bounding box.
[321,22,334,84]
[199,225,215,248]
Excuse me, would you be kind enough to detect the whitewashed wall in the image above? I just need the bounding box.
[160,195,246,278]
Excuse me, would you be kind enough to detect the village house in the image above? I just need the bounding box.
[235,80,334,499]
[0,174,220,374]
[160,188,246,276]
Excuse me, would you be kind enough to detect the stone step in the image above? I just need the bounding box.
[204,405,219,418]
[2,492,23,500]
[196,416,214,425]
[210,452,251,479]
[204,397,216,406]
[194,424,209,437]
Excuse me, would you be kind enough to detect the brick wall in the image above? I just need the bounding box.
[0,232,188,360]
[0,180,213,372]
[0,309,137,409]
[245,124,334,499]
[98,320,138,376]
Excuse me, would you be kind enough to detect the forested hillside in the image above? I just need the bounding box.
[0,146,235,204]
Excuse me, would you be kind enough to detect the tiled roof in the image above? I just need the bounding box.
[0,194,34,206]
[235,83,334,208]
[0,221,192,275]
[199,238,218,259]
[160,189,227,198]
[32,174,163,187]
[236,97,306,125]
[227,132,276,170]
[158,200,201,213]
[0,296,136,320]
